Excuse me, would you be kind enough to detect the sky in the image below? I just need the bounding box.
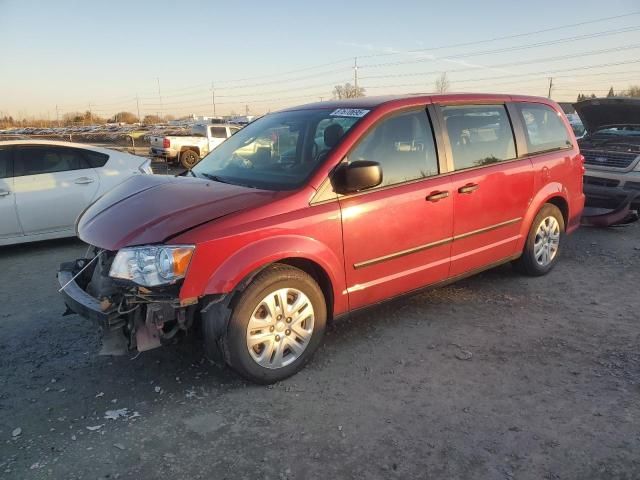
[0,0,639,120]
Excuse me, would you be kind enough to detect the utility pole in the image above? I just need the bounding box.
[245,104,249,116]
[354,57,359,96]
[547,77,554,99]
[88,102,92,125]
[136,95,141,124]
[157,77,163,120]
[55,104,60,127]
[211,81,216,118]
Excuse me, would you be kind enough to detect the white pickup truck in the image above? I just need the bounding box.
[149,124,241,168]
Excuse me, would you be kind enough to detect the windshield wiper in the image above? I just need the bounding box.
[199,173,235,185]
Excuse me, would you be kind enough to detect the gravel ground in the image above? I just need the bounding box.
[0,222,639,479]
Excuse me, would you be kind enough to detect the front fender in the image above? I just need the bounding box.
[517,182,569,251]
[184,235,347,314]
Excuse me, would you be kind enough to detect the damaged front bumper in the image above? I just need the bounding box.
[58,254,196,355]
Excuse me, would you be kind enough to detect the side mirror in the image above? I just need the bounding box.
[332,160,383,194]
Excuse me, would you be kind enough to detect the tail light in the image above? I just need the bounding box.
[579,154,585,174]
[162,138,170,149]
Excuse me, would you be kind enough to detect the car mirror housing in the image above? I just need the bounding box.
[332,160,383,194]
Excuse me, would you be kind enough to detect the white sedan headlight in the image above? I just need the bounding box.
[109,245,195,286]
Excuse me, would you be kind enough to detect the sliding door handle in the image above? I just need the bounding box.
[426,191,449,202]
[74,177,95,185]
[458,183,479,194]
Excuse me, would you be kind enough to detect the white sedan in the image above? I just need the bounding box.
[0,140,153,246]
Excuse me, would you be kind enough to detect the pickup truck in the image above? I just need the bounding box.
[149,124,241,168]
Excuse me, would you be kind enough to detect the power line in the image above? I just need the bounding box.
[359,25,640,69]
[50,12,640,108]
[355,11,640,60]
[360,60,640,90]
[359,46,640,82]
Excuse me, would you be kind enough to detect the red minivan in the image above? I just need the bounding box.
[59,94,584,383]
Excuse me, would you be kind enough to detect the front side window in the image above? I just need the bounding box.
[348,109,439,187]
[193,109,362,190]
[517,103,573,154]
[442,104,516,170]
[14,147,89,177]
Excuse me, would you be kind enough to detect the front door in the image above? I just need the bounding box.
[0,147,22,240]
[340,108,453,310]
[13,146,100,235]
[439,104,533,277]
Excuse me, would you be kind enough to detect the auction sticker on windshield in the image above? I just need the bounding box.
[330,108,370,118]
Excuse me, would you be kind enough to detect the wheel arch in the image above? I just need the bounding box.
[181,145,201,156]
[518,183,570,251]
[200,235,347,319]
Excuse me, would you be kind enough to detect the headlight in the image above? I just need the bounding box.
[109,245,195,286]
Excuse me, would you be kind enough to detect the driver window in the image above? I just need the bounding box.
[232,125,298,168]
[348,109,439,187]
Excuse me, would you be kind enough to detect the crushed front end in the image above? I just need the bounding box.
[58,247,198,355]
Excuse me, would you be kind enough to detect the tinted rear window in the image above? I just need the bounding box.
[0,148,11,179]
[85,150,109,168]
[517,103,572,154]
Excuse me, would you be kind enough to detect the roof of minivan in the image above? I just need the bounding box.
[282,93,555,111]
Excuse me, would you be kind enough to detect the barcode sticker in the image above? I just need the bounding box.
[330,108,370,118]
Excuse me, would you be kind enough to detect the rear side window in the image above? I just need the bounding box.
[14,146,89,177]
[348,109,439,187]
[84,150,109,168]
[442,104,516,170]
[517,103,572,154]
[211,126,227,138]
[0,148,11,179]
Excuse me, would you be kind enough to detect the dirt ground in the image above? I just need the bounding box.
[0,222,639,479]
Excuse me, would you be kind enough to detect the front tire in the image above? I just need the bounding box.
[219,264,326,384]
[180,149,200,169]
[513,203,565,276]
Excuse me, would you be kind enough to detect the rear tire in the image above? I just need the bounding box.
[513,203,565,276]
[180,149,200,169]
[218,264,326,384]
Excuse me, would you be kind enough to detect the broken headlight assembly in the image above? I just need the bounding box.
[109,245,195,287]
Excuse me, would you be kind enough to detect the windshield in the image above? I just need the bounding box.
[192,109,363,190]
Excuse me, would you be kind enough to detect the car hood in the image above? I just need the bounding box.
[573,98,640,134]
[78,174,276,251]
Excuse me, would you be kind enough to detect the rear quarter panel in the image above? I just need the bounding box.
[511,97,585,247]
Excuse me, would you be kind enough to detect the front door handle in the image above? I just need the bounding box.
[458,183,479,194]
[0,190,10,197]
[74,177,95,184]
[426,190,449,202]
